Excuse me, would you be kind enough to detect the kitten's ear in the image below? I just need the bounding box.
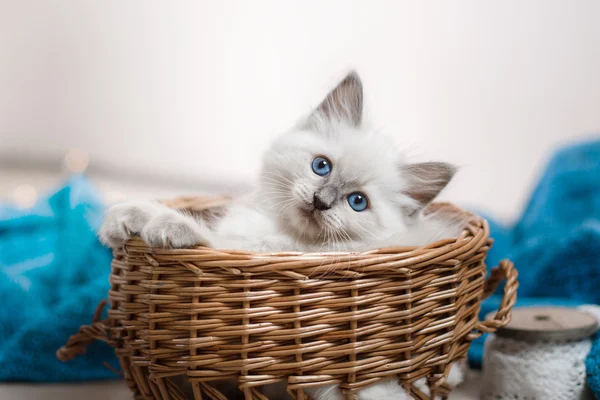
[307,71,363,128]
[401,162,457,214]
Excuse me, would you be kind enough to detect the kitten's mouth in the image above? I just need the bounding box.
[299,207,317,219]
[298,207,323,227]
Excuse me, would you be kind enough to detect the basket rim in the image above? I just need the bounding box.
[123,200,487,262]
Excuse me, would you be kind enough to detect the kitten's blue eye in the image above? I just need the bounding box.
[347,192,368,212]
[312,156,332,176]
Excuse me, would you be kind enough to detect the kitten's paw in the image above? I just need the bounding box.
[99,201,160,248]
[445,359,466,387]
[412,360,466,400]
[141,212,212,248]
[359,378,412,400]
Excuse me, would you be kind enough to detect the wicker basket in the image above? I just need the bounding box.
[58,197,518,400]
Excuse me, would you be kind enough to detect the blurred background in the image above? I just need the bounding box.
[2,0,599,222]
[1,2,600,399]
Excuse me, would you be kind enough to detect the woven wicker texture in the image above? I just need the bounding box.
[58,197,518,400]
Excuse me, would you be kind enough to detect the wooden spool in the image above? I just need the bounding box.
[486,306,599,342]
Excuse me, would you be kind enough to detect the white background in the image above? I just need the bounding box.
[1,0,599,221]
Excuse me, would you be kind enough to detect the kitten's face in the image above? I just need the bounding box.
[258,72,455,247]
[261,128,407,245]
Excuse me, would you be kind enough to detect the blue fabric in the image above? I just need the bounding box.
[0,175,118,382]
[588,332,600,397]
[467,139,600,397]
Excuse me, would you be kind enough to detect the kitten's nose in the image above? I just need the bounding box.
[313,193,331,211]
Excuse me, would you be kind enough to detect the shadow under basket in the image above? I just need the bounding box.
[57,197,518,400]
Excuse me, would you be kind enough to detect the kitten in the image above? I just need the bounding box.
[99,72,466,399]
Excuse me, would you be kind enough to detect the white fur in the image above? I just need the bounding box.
[303,360,466,400]
[98,72,466,399]
[305,379,412,400]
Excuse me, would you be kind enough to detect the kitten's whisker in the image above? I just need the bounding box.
[258,190,291,196]
[259,181,293,192]
[257,195,293,208]
[264,198,295,213]
[339,227,354,245]
[346,225,365,242]
[320,227,335,278]
[260,178,292,188]
[348,223,376,241]
[261,182,293,192]
[259,172,296,187]
[257,191,291,198]
[311,225,325,247]
[275,199,297,218]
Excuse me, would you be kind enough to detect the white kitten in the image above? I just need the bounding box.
[99,72,466,399]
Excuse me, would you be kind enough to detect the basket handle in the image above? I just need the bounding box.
[466,259,519,341]
[56,300,113,362]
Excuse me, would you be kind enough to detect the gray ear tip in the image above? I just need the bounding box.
[343,70,362,86]
[428,162,458,178]
[437,163,458,183]
[446,163,459,177]
[403,161,458,182]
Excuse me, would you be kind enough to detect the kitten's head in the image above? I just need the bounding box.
[259,72,456,245]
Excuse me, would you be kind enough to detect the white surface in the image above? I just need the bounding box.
[1,1,599,222]
[0,371,482,400]
[0,382,132,400]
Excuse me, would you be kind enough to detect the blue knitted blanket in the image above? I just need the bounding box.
[1,139,599,393]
